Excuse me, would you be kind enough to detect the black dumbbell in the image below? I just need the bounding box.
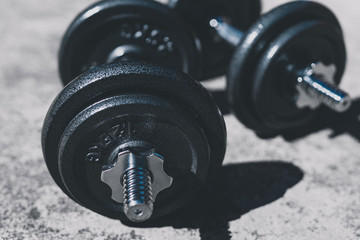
[42,0,226,224]
[59,0,200,86]
[174,1,352,135]
[168,0,261,80]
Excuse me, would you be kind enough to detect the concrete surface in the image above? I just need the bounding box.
[0,0,360,239]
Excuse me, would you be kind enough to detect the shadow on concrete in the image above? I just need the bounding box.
[123,161,303,239]
[211,88,360,142]
[275,97,360,142]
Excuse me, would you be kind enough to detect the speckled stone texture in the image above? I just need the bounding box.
[0,0,359,239]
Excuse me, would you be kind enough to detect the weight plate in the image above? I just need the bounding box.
[228,1,343,134]
[42,62,226,220]
[59,93,210,220]
[252,20,346,130]
[171,0,261,80]
[59,0,200,85]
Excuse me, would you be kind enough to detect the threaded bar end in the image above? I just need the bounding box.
[300,75,351,112]
[122,167,153,222]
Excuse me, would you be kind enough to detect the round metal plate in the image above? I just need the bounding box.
[59,94,211,221]
[59,0,200,85]
[227,1,344,134]
[252,20,346,130]
[171,0,261,80]
[42,62,226,220]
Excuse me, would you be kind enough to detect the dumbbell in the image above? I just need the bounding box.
[174,1,351,134]
[42,0,226,224]
[168,0,261,80]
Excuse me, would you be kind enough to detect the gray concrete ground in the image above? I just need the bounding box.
[0,0,360,239]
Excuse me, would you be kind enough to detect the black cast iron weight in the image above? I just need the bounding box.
[214,1,352,134]
[42,0,226,224]
[176,0,352,134]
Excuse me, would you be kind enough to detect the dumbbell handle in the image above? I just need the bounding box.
[209,17,352,113]
[107,45,147,63]
[209,17,243,47]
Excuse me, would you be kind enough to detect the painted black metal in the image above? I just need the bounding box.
[59,0,200,85]
[171,0,261,80]
[42,61,226,222]
[252,20,345,131]
[227,1,346,134]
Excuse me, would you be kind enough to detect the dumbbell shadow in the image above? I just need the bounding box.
[273,98,360,141]
[210,88,360,142]
[122,161,303,238]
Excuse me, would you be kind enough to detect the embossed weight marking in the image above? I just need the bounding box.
[42,0,226,225]
[85,122,136,163]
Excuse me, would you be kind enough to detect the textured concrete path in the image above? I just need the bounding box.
[0,0,360,239]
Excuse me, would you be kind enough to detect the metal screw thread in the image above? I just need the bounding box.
[299,75,351,112]
[122,167,153,222]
